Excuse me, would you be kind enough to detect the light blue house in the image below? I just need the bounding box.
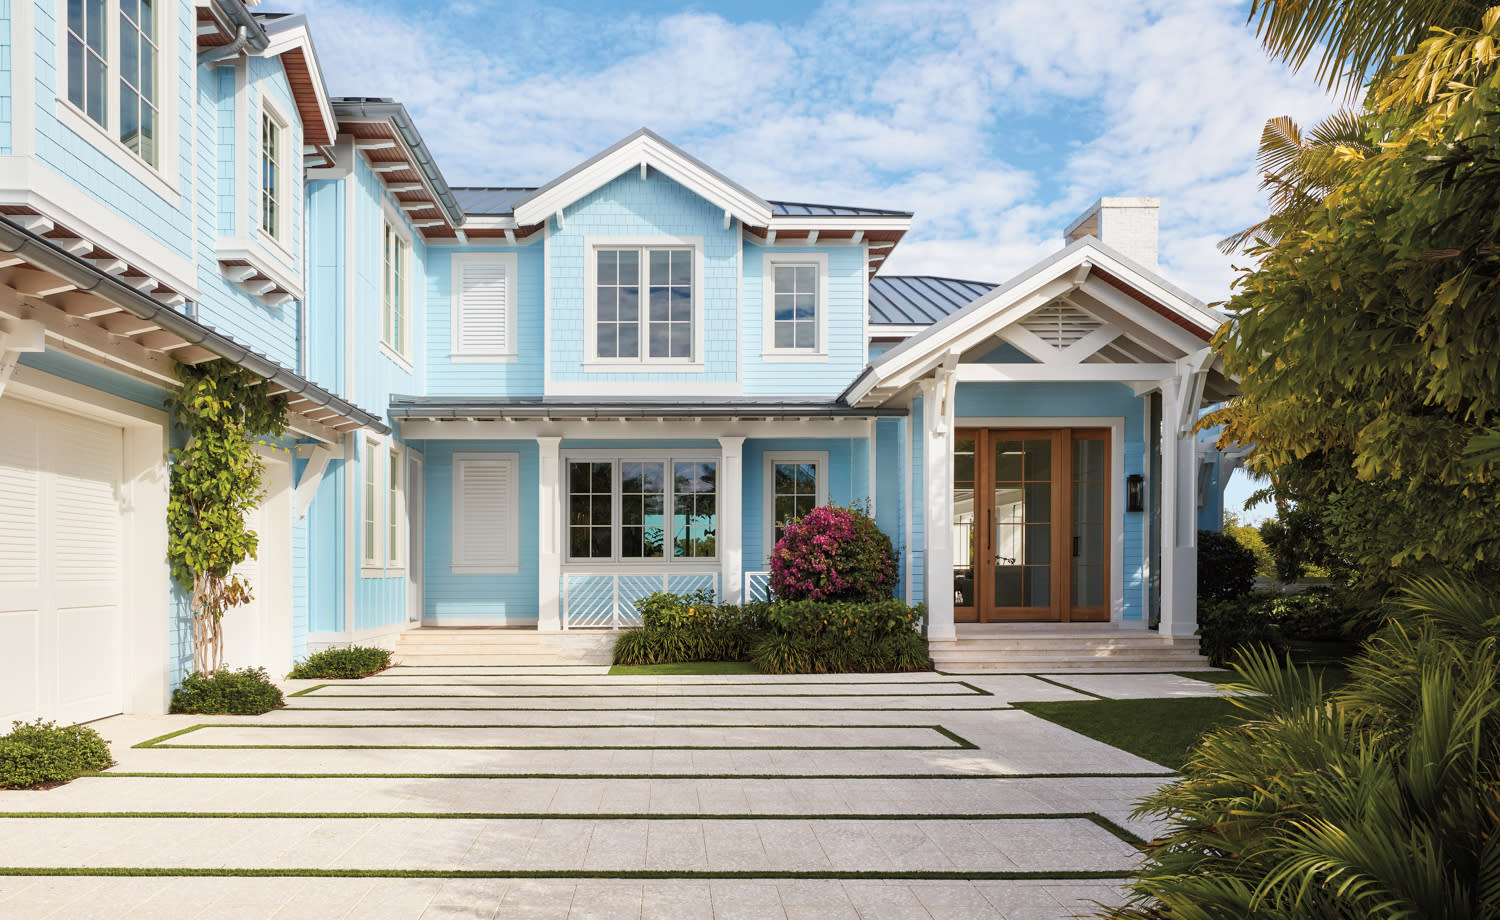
[0,0,1233,723]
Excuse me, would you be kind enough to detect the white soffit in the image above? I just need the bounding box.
[512,129,775,228]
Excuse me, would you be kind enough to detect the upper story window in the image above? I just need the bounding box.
[67,0,159,167]
[762,252,829,359]
[260,111,282,240]
[382,218,410,359]
[566,455,718,562]
[586,239,702,367]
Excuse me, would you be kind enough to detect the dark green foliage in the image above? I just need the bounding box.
[1197,529,1258,600]
[1196,595,1285,667]
[1260,589,1350,641]
[287,647,393,680]
[0,719,113,789]
[612,592,766,665]
[169,667,284,715]
[1107,577,1500,919]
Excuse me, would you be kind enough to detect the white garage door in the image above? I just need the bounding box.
[0,398,125,726]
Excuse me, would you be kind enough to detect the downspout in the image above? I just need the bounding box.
[197,25,251,65]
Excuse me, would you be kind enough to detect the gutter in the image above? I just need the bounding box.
[199,1,270,63]
[0,216,389,436]
[389,400,907,420]
[330,99,465,228]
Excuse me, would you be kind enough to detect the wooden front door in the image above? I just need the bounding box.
[953,428,1110,623]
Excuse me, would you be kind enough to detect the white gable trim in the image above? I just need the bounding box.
[513,129,774,228]
[842,239,1224,406]
[260,22,338,147]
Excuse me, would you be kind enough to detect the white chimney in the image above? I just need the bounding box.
[1064,197,1159,269]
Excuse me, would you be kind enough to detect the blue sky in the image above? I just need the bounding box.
[274,0,1343,521]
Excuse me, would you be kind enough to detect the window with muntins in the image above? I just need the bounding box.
[771,461,819,545]
[382,220,408,356]
[773,264,818,350]
[388,447,403,568]
[363,441,381,567]
[119,0,159,165]
[67,0,108,127]
[260,111,281,240]
[595,247,693,360]
[67,0,160,167]
[567,458,718,562]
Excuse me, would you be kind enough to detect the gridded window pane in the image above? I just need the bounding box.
[596,250,642,358]
[771,262,818,350]
[382,224,406,353]
[771,461,819,546]
[119,0,159,165]
[673,461,716,558]
[568,461,614,559]
[68,0,108,126]
[261,113,280,238]
[647,249,692,359]
[620,461,665,559]
[388,451,402,566]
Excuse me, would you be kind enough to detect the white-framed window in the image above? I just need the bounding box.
[451,252,518,361]
[381,216,411,360]
[583,237,703,368]
[388,445,404,569]
[762,252,829,359]
[259,107,286,242]
[763,452,828,559]
[452,452,520,575]
[363,436,383,568]
[60,0,175,184]
[566,453,718,563]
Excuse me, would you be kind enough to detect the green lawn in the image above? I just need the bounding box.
[1014,697,1244,770]
[608,661,759,675]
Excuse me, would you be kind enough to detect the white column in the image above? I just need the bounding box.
[1158,380,1199,638]
[536,436,563,632]
[923,370,957,641]
[866,417,878,517]
[719,436,745,604]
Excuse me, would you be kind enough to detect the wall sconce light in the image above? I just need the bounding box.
[1126,474,1145,513]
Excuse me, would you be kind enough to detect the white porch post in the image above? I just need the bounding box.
[536,436,563,631]
[1158,380,1199,638]
[719,436,745,604]
[923,368,957,641]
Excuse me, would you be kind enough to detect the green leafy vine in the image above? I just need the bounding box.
[165,362,288,676]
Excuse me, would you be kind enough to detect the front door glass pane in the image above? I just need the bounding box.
[953,438,976,607]
[994,438,1051,607]
[1071,438,1107,607]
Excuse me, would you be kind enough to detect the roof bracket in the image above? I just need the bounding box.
[723,209,732,231]
[554,209,565,231]
[0,318,46,401]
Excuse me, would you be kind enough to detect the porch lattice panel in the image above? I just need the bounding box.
[744,571,773,603]
[561,572,722,629]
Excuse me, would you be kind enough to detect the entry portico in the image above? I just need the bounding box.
[843,226,1234,643]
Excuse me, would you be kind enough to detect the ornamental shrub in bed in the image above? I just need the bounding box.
[769,504,898,602]
[612,592,766,665]
[288,646,393,679]
[0,719,114,789]
[753,598,930,673]
[169,666,284,715]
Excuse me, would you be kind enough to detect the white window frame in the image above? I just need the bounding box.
[380,206,414,367]
[362,434,385,573]
[762,451,828,563]
[452,451,521,575]
[54,0,180,200]
[562,449,721,567]
[450,251,519,362]
[387,443,405,573]
[257,99,292,250]
[582,236,705,371]
[762,252,829,360]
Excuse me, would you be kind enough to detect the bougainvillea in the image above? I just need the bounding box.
[769,504,897,602]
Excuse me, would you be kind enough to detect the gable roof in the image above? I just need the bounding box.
[455,187,911,221]
[869,276,998,325]
[257,14,337,150]
[842,236,1226,406]
[511,128,775,228]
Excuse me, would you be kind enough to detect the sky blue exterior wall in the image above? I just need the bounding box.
[424,244,544,396]
[305,178,344,391]
[547,170,739,388]
[0,0,12,155]
[954,381,1149,623]
[420,439,540,622]
[874,417,906,599]
[742,437,860,571]
[741,245,866,398]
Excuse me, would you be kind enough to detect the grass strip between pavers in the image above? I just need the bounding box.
[0,868,1133,881]
[1022,675,1111,701]
[86,771,1177,780]
[297,691,991,699]
[282,706,1018,712]
[132,723,981,752]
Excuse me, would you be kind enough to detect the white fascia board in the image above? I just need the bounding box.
[461,215,521,230]
[1076,236,1222,333]
[766,216,911,233]
[868,324,927,338]
[261,26,337,147]
[513,132,774,228]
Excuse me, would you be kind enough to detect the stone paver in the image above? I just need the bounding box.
[0,666,1197,918]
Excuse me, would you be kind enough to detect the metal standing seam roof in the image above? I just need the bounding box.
[868,276,999,326]
[452,187,911,220]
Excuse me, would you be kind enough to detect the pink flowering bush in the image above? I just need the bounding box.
[770,503,897,602]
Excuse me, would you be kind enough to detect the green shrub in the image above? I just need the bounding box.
[770,503,898,602]
[1261,589,1350,641]
[751,633,817,674]
[0,719,113,788]
[287,646,392,679]
[1196,595,1284,667]
[755,599,930,673]
[1198,528,1258,600]
[169,667,284,715]
[613,594,766,665]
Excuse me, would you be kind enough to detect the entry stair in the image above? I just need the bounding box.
[393,628,618,667]
[929,623,1212,672]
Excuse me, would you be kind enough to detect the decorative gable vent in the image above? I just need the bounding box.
[452,253,517,358]
[1020,302,1102,348]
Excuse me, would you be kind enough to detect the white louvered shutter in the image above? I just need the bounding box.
[453,455,518,572]
[454,256,513,356]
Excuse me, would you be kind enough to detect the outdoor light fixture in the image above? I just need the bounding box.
[1126,474,1145,513]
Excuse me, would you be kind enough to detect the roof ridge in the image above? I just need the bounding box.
[875,274,1000,286]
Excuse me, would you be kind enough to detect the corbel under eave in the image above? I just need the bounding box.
[0,318,46,400]
[294,441,345,520]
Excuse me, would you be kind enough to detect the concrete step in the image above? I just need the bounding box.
[394,629,619,667]
[936,659,1217,673]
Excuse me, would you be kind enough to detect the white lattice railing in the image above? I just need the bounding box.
[560,571,722,629]
[743,571,773,603]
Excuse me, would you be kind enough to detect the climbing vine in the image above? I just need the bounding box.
[165,362,288,676]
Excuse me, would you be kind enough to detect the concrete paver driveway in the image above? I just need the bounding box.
[0,668,1227,919]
